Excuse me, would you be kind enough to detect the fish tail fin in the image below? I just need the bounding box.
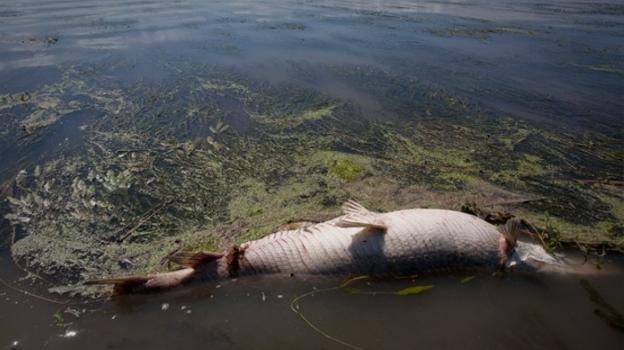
[84,267,196,294]
[168,251,223,268]
[84,275,151,294]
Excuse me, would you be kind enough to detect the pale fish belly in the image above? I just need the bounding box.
[239,209,503,276]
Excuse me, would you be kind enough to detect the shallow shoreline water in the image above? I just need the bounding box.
[2,247,624,349]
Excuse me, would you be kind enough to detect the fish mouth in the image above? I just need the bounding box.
[505,240,564,271]
[498,218,565,271]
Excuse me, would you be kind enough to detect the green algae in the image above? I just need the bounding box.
[426,26,535,39]
[0,62,622,296]
[328,159,363,182]
[583,64,624,76]
[300,104,335,122]
[321,152,368,182]
[251,103,336,128]
[228,178,331,242]
[266,23,306,31]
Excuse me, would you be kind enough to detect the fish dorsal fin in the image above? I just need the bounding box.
[169,251,223,268]
[342,200,373,216]
[337,200,386,230]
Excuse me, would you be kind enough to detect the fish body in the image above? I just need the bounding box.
[88,201,558,294]
[238,208,503,277]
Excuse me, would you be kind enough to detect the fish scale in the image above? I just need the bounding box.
[239,208,503,276]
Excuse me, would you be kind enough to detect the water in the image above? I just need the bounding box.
[1,0,623,348]
[1,0,622,133]
[1,247,624,349]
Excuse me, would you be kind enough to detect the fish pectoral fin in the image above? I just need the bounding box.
[169,251,224,268]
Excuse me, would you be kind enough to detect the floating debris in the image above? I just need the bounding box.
[460,276,476,284]
[396,285,434,295]
[53,311,64,326]
[61,330,77,338]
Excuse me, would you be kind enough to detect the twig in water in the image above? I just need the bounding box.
[0,276,69,305]
[290,276,434,349]
[116,200,173,243]
[290,276,369,350]
[481,197,545,207]
[0,276,107,306]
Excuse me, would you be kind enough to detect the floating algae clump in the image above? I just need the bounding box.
[328,157,365,181]
[425,26,536,39]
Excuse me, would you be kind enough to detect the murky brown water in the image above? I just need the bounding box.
[1,249,624,349]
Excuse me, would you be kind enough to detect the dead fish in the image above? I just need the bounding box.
[86,200,560,294]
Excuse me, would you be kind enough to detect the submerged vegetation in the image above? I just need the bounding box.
[426,26,536,39]
[580,279,624,331]
[0,62,622,296]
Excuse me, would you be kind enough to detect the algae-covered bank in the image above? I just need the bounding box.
[0,0,623,347]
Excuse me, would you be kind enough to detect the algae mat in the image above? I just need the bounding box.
[1,62,621,296]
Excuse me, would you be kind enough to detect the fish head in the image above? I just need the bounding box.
[505,239,563,271]
[499,218,566,272]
